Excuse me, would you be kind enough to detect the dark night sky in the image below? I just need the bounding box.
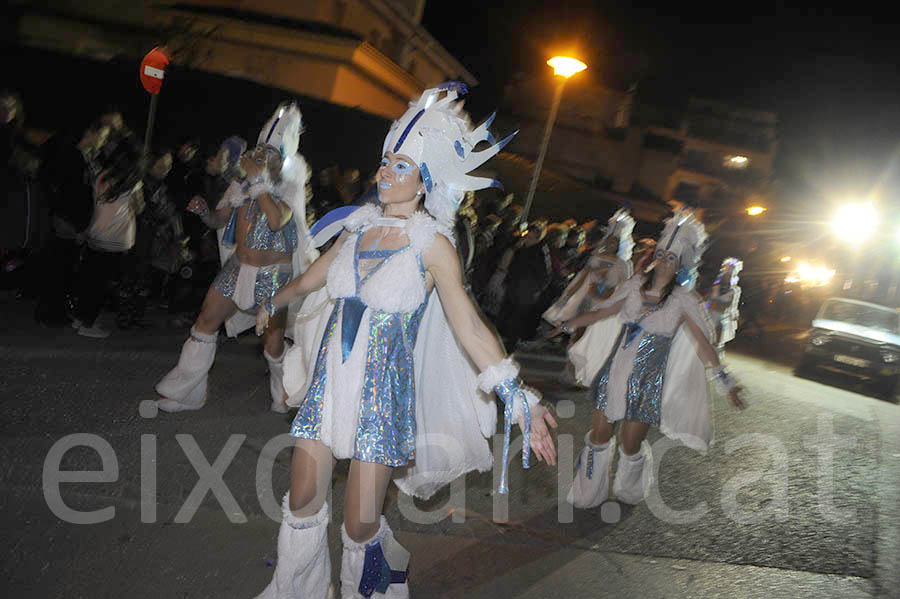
[423,3,900,215]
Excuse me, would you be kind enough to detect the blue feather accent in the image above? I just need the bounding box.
[485,132,496,145]
[496,130,518,151]
[309,205,359,247]
[393,109,425,154]
[420,162,433,193]
[485,111,496,128]
[490,179,504,191]
[454,140,465,158]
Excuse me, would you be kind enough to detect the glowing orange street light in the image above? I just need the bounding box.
[746,206,767,216]
[780,256,792,263]
[547,56,588,78]
[523,56,588,221]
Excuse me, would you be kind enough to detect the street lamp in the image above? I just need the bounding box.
[746,206,766,216]
[521,55,587,223]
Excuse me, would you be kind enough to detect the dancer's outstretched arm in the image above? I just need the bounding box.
[683,315,745,410]
[424,234,558,465]
[547,300,625,337]
[255,231,349,334]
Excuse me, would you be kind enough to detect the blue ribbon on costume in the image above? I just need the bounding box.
[493,379,532,495]
[622,322,643,349]
[595,281,607,297]
[359,542,408,597]
[341,297,367,363]
[222,208,238,247]
[309,205,360,248]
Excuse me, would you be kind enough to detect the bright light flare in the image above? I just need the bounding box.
[746,206,766,216]
[780,256,791,263]
[547,56,587,78]
[784,261,836,287]
[727,155,749,168]
[830,203,878,243]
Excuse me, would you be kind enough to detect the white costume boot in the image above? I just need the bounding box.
[567,431,615,509]
[340,517,409,598]
[264,349,288,413]
[254,494,332,599]
[612,441,653,505]
[156,326,217,412]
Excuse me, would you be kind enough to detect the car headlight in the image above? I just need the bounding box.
[882,350,900,363]
[811,336,830,346]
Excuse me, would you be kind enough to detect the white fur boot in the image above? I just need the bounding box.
[254,494,332,599]
[567,431,615,509]
[612,441,653,505]
[340,517,409,598]
[156,326,217,412]
[264,349,288,413]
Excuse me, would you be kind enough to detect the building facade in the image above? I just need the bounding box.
[497,74,777,222]
[12,0,474,120]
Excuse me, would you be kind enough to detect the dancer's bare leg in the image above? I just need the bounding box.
[343,459,392,542]
[288,438,335,517]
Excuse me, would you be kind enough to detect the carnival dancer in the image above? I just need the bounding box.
[546,208,635,386]
[551,210,744,509]
[252,84,558,599]
[155,103,316,413]
[705,257,743,351]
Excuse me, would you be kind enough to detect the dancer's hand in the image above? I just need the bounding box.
[522,404,558,466]
[728,386,745,411]
[546,326,564,338]
[255,308,269,336]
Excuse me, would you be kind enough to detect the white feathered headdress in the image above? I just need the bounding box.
[382,82,517,226]
[657,209,708,286]
[606,207,635,261]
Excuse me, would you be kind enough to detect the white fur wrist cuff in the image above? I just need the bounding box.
[476,358,520,393]
[248,181,275,199]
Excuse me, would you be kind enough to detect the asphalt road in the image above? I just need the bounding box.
[1,298,898,598]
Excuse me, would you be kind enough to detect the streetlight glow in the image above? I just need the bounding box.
[780,256,791,263]
[829,203,878,243]
[785,262,836,287]
[746,206,766,216]
[547,56,587,78]
[727,155,749,167]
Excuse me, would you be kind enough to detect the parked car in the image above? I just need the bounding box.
[798,297,900,398]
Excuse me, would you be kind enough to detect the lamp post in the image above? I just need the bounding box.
[521,56,587,223]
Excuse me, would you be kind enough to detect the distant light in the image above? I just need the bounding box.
[780,256,791,263]
[785,261,836,287]
[547,56,587,78]
[830,203,878,243]
[727,155,749,168]
[746,206,767,216]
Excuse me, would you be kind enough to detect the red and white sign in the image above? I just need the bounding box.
[139,47,170,95]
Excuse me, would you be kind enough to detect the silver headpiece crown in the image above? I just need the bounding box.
[382,82,517,225]
[258,103,303,167]
[657,209,708,285]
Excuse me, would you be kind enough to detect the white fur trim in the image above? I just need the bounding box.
[358,250,425,312]
[281,492,329,529]
[476,357,520,393]
[249,181,275,200]
[343,203,382,232]
[340,516,389,549]
[189,326,217,344]
[405,211,439,253]
[220,180,245,209]
[325,236,359,298]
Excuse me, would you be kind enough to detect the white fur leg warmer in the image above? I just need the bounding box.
[567,432,615,509]
[264,349,287,413]
[340,518,409,598]
[254,494,332,599]
[156,326,217,410]
[612,441,653,505]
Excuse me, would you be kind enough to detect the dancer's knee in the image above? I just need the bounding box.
[343,516,379,544]
[288,485,323,516]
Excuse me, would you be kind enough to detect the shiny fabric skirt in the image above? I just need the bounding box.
[289,299,425,467]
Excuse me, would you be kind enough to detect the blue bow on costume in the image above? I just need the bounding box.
[340,297,367,363]
[359,542,409,597]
